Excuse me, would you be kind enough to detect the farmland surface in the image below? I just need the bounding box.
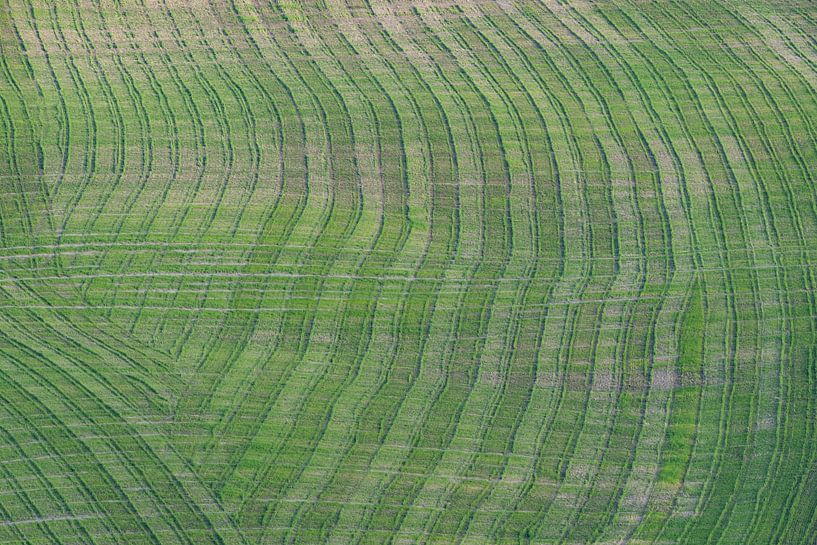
[1,0,817,543]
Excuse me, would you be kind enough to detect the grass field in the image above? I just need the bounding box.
[1,0,817,543]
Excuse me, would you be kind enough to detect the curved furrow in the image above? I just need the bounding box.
[1,0,50,245]
[159,3,280,452]
[156,0,233,239]
[206,0,281,240]
[146,0,238,352]
[728,19,815,520]
[320,11,479,545]
[58,1,128,264]
[429,6,569,542]
[179,0,296,489]
[752,12,817,541]
[13,0,69,254]
[0,26,39,245]
[78,1,183,269]
[472,12,602,543]
[78,4,167,330]
[0,331,199,545]
[0,91,15,244]
[210,10,383,527]
[177,0,334,500]
[454,9,596,543]
[386,6,558,534]
[158,11,324,440]
[561,5,769,542]
[208,1,371,526]
[621,4,765,543]
[243,1,425,538]
[581,5,717,541]
[134,1,207,253]
[44,2,99,257]
[95,0,204,342]
[292,2,469,541]
[380,4,531,527]
[652,6,791,544]
[347,5,515,541]
[107,0,185,340]
[562,12,696,545]
[179,5,258,239]
[245,20,424,539]
[693,4,817,542]
[493,6,642,541]
[2,2,817,544]
[73,1,151,243]
[524,5,685,542]
[135,19,307,470]
[591,8,733,542]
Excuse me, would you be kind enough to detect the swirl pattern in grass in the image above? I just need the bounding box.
[1,0,816,543]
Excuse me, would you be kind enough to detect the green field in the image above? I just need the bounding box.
[1,0,817,543]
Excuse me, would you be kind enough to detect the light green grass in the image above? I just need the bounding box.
[1,0,816,543]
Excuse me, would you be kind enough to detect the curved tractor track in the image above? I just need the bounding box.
[1,0,816,543]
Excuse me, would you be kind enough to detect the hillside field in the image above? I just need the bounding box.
[1,0,817,543]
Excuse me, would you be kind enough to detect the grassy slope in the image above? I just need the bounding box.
[1,0,816,543]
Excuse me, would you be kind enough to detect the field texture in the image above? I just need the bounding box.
[1,0,817,543]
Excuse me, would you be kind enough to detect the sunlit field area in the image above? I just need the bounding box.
[1,0,817,543]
